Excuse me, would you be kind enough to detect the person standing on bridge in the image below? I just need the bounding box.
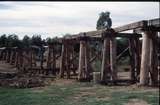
[96,11,112,30]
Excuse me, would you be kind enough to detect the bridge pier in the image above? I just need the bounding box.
[110,36,118,81]
[139,31,158,86]
[78,35,92,81]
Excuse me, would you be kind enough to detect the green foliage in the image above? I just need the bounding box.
[0,34,48,48]
[22,35,31,48]
[31,35,43,47]
[46,37,59,44]
[0,34,23,48]
[0,34,7,47]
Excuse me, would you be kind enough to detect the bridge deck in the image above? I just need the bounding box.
[61,18,159,40]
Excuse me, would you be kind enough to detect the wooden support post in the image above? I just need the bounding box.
[140,31,151,86]
[101,31,111,83]
[0,51,3,61]
[59,41,73,78]
[3,50,7,61]
[78,36,91,81]
[59,42,66,78]
[47,46,51,70]
[17,50,23,73]
[70,45,75,75]
[32,50,36,67]
[40,47,44,70]
[149,32,158,86]
[9,50,14,64]
[78,40,85,80]
[5,50,10,63]
[15,51,19,67]
[129,38,136,82]
[13,50,16,65]
[29,50,33,69]
[22,51,26,71]
[134,37,141,80]
[110,37,117,81]
[0,51,2,61]
[65,44,70,79]
[52,46,56,75]
[84,41,92,79]
[101,38,110,82]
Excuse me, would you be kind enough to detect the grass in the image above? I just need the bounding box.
[0,80,159,105]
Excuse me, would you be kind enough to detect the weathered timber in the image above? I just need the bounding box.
[149,32,159,86]
[78,36,92,81]
[84,41,92,80]
[110,37,117,81]
[114,21,148,32]
[116,47,129,61]
[63,33,142,41]
[139,31,151,86]
[129,38,136,82]
[65,44,70,79]
[148,18,160,27]
[134,37,141,80]
[59,43,66,78]
[101,37,110,82]
[78,40,85,80]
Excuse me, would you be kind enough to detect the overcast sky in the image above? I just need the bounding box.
[0,2,159,39]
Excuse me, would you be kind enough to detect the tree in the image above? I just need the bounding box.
[22,35,31,48]
[31,35,43,47]
[6,34,21,47]
[96,11,112,30]
[0,34,7,47]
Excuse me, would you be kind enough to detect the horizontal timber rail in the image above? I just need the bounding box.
[59,33,142,41]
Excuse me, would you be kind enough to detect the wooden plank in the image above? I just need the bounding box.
[62,33,142,42]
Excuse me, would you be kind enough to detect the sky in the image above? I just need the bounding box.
[0,2,159,39]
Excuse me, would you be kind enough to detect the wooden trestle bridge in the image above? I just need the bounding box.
[0,18,159,86]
